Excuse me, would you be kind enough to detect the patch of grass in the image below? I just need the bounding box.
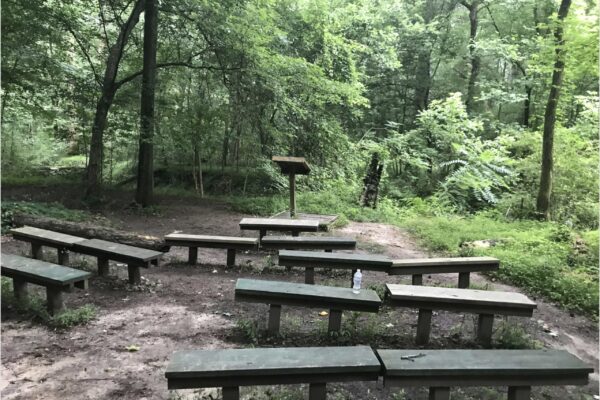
[1,201,94,233]
[1,277,97,329]
[493,321,541,349]
[401,213,599,317]
[236,318,261,344]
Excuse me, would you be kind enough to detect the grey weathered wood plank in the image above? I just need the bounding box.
[235,278,381,312]
[11,226,86,247]
[261,236,356,250]
[279,250,392,271]
[377,349,593,386]
[385,284,536,312]
[166,346,380,380]
[272,156,311,175]
[1,253,91,286]
[165,233,258,249]
[390,257,499,275]
[73,239,162,263]
[240,218,319,231]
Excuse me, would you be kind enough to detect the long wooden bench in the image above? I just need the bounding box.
[10,226,86,265]
[1,253,91,315]
[72,239,163,284]
[278,250,392,285]
[260,236,356,252]
[239,218,319,239]
[390,256,500,288]
[165,346,381,400]
[385,284,536,346]
[235,278,381,334]
[164,233,258,266]
[377,349,593,400]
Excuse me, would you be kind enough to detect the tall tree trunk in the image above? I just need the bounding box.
[85,0,144,199]
[135,0,159,206]
[523,85,532,127]
[536,0,571,220]
[460,0,480,114]
[360,153,384,208]
[413,0,436,114]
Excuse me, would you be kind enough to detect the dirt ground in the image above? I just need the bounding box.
[1,189,598,399]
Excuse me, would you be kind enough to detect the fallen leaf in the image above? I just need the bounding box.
[126,345,140,352]
[319,311,329,317]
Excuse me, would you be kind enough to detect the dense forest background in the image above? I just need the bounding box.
[1,0,598,314]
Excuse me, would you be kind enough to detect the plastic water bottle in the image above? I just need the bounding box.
[352,269,362,294]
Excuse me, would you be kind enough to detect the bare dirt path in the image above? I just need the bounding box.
[1,196,598,399]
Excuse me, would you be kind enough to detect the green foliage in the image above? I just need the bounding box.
[402,212,599,317]
[493,321,541,350]
[1,201,94,233]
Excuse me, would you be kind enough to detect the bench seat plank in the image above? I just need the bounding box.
[73,239,162,265]
[261,236,356,250]
[235,278,381,312]
[378,349,593,387]
[164,233,258,249]
[240,218,319,231]
[390,257,499,275]
[1,253,91,286]
[278,250,392,270]
[10,226,86,247]
[166,346,381,389]
[385,284,536,316]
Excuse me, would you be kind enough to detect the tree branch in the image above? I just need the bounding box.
[61,21,102,86]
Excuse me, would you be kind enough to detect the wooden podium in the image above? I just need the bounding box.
[272,156,311,218]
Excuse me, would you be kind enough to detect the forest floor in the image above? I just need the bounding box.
[1,187,598,400]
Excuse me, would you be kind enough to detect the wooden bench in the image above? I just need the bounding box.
[72,239,163,284]
[164,233,258,266]
[10,226,86,265]
[1,253,91,315]
[278,250,392,285]
[260,236,356,252]
[165,346,381,400]
[385,284,536,346]
[377,349,593,400]
[235,278,381,334]
[390,256,500,288]
[239,218,319,239]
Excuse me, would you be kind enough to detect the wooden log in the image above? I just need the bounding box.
[12,213,169,252]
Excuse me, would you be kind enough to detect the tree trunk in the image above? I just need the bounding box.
[536,0,572,220]
[85,0,144,200]
[461,0,480,114]
[360,153,384,208]
[523,85,532,127]
[135,0,159,207]
[12,213,169,252]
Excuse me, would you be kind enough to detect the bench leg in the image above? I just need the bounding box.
[508,386,531,400]
[31,243,43,260]
[324,249,332,253]
[291,231,299,237]
[328,309,343,332]
[188,247,198,265]
[222,386,240,400]
[226,249,236,267]
[477,313,494,347]
[429,387,450,400]
[259,229,266,239]
[458,272,470,288]
[127,264,141,285]
[305,267,315,284]
[74,279,89,290]
[416,309,433,345]
[57,248,69,265]
[98,257,109,277]
[268,304,282,335]
[13,278,28,301]
[308,383,327,400]
[46,287,64,316]
[412,274,423,285]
